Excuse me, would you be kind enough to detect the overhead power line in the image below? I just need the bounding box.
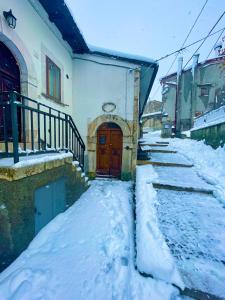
[150,27,225,99]
[156,27,225,63]
[165,0,209,75]
[206,28,225,59]
[151,0,209,100]
[183,10,225,68]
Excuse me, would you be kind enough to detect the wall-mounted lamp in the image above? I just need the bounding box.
[3,9,17,29]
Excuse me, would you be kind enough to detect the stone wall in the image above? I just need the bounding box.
[142,117,162,131]
[0,157,88,271]
[191,122,225,148]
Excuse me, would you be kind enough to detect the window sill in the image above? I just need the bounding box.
[41,93,69,107]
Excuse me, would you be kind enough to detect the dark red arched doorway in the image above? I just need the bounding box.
[0,41,20,140]
[96,122,123,178]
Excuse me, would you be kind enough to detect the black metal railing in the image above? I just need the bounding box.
[0,91,85,169]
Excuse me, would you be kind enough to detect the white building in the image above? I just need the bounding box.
[0,0,158,180]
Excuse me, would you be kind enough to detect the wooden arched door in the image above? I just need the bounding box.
[97,122,123,178]
[0,41,20,140]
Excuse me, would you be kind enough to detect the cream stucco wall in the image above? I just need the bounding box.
[72,54,139,139]
[0,0,74,115]
[72,55,140,179]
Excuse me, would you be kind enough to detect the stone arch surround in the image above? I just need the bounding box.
[87,114,137,180]
[0,27,37,97]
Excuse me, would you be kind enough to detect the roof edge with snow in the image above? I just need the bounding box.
[38,0,89,54]
[88,45,157,66]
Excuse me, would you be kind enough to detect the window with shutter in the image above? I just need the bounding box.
[46,56,61,102]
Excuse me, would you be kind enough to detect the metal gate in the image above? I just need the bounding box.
[34,177,66,234]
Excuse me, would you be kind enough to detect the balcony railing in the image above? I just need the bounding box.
[0,91,85,169]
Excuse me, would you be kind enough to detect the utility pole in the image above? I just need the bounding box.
[175,57,183,137]
[191,54,199,126]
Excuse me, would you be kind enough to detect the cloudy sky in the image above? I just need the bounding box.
[66,0,225,101]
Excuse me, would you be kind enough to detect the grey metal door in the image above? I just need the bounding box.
[53,177,66,216]
[35,178,66,234]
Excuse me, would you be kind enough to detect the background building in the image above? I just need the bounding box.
[141,100,163,132]
[161,54,225,132]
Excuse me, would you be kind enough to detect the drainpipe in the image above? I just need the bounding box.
[175,57,183,137]
[191,54,199,127]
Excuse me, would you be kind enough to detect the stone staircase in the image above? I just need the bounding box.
[136,138,225,299]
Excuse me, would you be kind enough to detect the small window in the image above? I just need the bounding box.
[200,87,209,97]
[46,56,61,102]
[99,135,106,145]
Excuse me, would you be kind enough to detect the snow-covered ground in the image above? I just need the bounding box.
[135,166,184,289]
[156,188,225,296]
[136,131,225,298]
[1,130,224,299]
[168,137,225,205]
[0,180,179,300]
[142,131,225,204]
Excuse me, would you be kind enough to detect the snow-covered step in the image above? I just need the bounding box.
[141,145,177,153]
[152,166,214,194]
[152,182,213,194]
[155,189,225,298]
[72,160,90,188]
[148,152,193,167]
[139,143,168,147]
[156,141,169,145]
[137,159,193,168]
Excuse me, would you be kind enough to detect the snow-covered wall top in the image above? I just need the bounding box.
[192,105,225,131]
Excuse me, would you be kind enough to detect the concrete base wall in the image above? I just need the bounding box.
[191,122,225,148]
[0,159,88,271]
[180,118,192,131]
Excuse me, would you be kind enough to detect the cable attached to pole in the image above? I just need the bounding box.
[183,11,225,68]
[165,0,209,75]
[206,28,225,59]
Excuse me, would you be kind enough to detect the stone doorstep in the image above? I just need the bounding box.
[137,160,193,168]
[152,182,213,195]
[142,149,177,154]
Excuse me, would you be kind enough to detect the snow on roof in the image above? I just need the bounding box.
[88,45,157,66]
[39,0,88,53]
